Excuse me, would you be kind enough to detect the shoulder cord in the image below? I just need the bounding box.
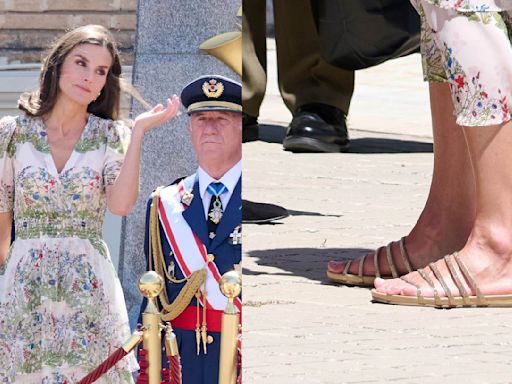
[149,187,206,321]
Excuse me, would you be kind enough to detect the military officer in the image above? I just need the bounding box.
[141,75,242,384]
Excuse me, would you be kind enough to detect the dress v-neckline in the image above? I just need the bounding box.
[41,114,92,177]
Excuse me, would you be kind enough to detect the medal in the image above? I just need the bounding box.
[181,188,194,206]
[208,196,223,224]
[167,260,176,279]
[229,225,242,245]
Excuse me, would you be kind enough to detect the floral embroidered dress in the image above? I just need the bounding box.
[0,114,137,383]
[411,0,512,126]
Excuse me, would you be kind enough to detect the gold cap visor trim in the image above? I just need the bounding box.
[187,101,242,113]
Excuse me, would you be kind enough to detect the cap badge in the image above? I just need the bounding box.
[202,79,224,99]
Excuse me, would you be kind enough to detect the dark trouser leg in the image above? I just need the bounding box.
[242,0,267,118]
[273,0,354,114]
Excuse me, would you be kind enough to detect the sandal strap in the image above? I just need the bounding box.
[342,254,368,281]
[453,253,487,306]
[386,243,399,278]
[358,254,367,278]
[400,275,425,305]
[399,237,414,273]
[341,237,413,280]
[373,247,382,279]
[429,261,455,306]
[343,259,352,275]
[444,254,470,305]
[417,267,441,305]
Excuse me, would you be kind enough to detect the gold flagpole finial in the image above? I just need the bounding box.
[219,270,242,314]
[218,270,242,384]
[139,271,164,314]
[139,271,165,384]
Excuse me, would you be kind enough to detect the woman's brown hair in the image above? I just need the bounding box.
[18,25,125,120]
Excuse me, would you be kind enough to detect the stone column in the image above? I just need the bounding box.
[120,0,241,324]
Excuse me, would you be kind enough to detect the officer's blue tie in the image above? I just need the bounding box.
[207,182,228,239]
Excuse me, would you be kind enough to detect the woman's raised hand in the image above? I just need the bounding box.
[133,95,181,134]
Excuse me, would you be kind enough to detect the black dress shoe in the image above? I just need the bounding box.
[243,113,259,143]
[242,200,289,224]
[283,103,349,153]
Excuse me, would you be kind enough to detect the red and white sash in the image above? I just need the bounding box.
[158,178,242,312]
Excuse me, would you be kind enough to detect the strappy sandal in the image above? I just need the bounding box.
[327,237,414,287]
[371,252,512,308]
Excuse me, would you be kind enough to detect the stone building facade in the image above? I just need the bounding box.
[0,0,137,64]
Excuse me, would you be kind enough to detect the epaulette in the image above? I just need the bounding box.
[150,186,166,199]
[170,176,186,186]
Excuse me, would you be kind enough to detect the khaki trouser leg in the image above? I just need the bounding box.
[273,0,354,114]
[242,0,267,117]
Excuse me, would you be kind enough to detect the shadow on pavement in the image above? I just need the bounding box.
[285,209,343,218]
[348,138,432,154]
[245,209,343,225]
[244,247,373,283]
[256,123,433,154]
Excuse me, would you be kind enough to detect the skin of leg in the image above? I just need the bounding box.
[328,81,476,277]
[376,119,512,296]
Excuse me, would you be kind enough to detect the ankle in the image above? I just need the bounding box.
[410,215,471,252]
[468,220,512,260]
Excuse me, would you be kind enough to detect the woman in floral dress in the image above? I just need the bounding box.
[0,25,180,382]
[329,1,512,306]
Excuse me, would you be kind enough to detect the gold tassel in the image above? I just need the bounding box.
[160,269,206,322]
[195,291,201,355]
[201,289,208,354]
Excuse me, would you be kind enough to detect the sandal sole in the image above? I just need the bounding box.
[371,289,512,308]
[327,270,381,287]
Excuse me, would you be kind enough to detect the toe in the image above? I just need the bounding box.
[327,260,347,273]
[387,279,407,294]
[375,276,415,295]
[375,278,395,294]
[374,277,386,289]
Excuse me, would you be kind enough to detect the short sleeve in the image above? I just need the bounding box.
[0,116,16,213]
[103,119,131,186]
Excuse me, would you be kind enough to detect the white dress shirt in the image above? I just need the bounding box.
[197,160,241,219]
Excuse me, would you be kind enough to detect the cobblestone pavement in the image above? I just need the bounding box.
[242,40,512,384]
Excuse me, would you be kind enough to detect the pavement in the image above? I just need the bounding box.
[242,39,512,384]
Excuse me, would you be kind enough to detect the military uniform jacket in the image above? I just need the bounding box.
[141,171,242,384]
